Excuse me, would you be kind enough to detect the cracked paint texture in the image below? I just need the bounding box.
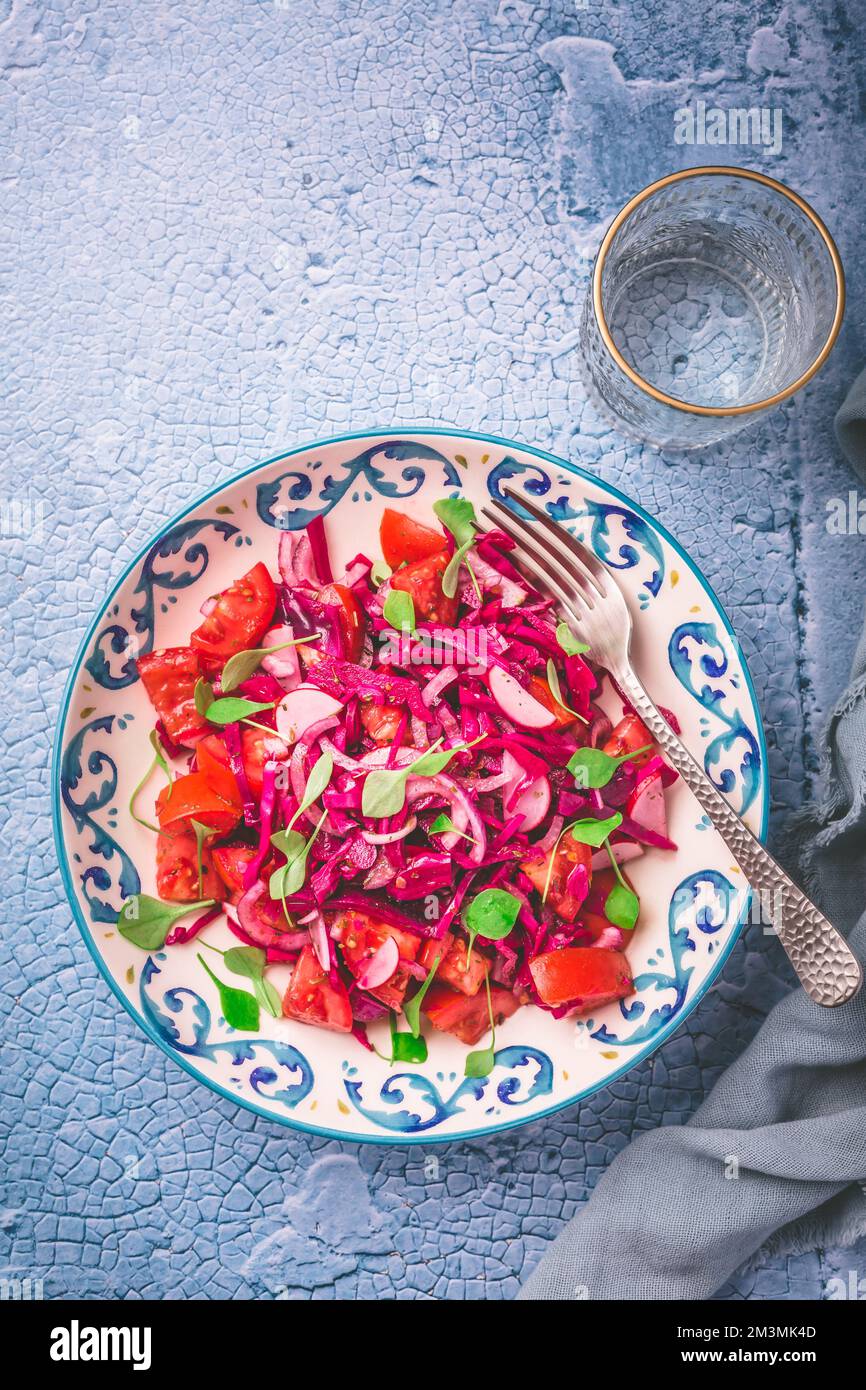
[2,0,866,1300]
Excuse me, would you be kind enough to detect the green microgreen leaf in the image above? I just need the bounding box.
[604,882,640,931]
[197,953,260,1030]
[220,633,319,693]
[129,734,174,834]
[429,813,477,845]
[189,818,210,898]
[205,696,277,726]
[441,537,475,600]
[361,735,486,819]
[435,496,482,601]
[382,588,415,633]
[568,811,623,848]
[566,743,653,790]
[149,730,174,797]
[371,558,392,586]
[268,811,327,901]
[403,949,443,1038]
[389,1011,428,1064]
[464,887,521,942]
[216,943,282,1018]
[545,659,588,724]
[602,838,640,930]
[117,894,215,951]
[194,678,215,716]
[464,974,496,1078]
[555,621,590,657]
[433,496,477,548]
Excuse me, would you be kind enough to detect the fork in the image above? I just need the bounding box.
[482,488,862,1008]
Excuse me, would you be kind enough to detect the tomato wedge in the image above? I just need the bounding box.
[360,701,409,745]
[527,673,578,729]
[379,508,448,568]
[335,911,421,1010]
[190,563,277,667]
[196,734,242,809]
[420,933,489,998]
[521,836,592,923]
[282,945,353,1033]
[211,843,257,903]
[136,646,207,748]
[603,713,653,766]
[423,982,520,1045]
[390,550,457,625]
[156,772,240,838]
[240,726,289,799]
[156,830,223,902]
[529,946,633,1011]
[319,582,365,662]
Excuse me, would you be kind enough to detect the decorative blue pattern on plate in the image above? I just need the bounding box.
[669,621,762,814]
[85,518,241,689]
[342,1046,554,1133]
[53,429,768,1144]
[593,868,737,1047]
[140,959,314,1112]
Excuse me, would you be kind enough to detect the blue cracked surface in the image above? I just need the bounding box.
[2,0,866,1300]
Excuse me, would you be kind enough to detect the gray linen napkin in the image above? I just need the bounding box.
[518,376,866,1300]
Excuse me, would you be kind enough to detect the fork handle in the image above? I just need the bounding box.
[617,667,862,1007]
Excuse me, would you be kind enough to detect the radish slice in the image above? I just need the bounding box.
[502,749,550,832]
[626,774,667,841]
[356,936,399,990]
[276,685,344,744]
[488,666,555,729]
[261,624,302,691]
[590,841,645,871]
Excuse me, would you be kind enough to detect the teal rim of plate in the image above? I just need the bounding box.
[52,426,771,1146]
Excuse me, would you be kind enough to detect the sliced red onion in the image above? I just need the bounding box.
[421,665,459,707]
[165,902,221,946]
[355,936,399,989]
[407,772,486,865]
[363,853,398,889]
[223,721,258,826]
[278,530,320,587]
[361,816,418,845]
[300,908,331,972]
[535,813,564,853]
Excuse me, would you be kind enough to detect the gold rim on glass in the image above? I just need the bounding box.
[591,165,845,418]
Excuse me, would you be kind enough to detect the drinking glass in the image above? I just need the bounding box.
[580,167,844,450]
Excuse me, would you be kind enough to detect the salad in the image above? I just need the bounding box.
[119,499,677,1073]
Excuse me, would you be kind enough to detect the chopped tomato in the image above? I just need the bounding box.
[420,932,489,997]
[521,836,592,923]
[380,508,448,568]
[529,946,633,1011]
[196,734,242,809]
[136,646,207,748]
[423,982,520,1045]
[319,582,365,662]
[334,910,421,1010]
[156,830,223,902]
[240,726,288,799]
[360,701,409,745]
[211,843,257,904]
[282,945,353,1033]
[190,562,277,668]
[603,713,653,766]
[156,772,240,838]
[390,550,457,626]
[527,673,578,729]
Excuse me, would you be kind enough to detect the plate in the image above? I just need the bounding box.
[53,429,768,1144]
